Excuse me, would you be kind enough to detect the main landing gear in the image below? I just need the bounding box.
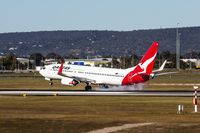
[85,83,92,91]
[102,85,109,89]
[49,80,53,86]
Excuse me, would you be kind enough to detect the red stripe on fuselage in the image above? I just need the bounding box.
[58,62,64,74]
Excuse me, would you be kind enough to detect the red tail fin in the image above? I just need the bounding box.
[135,42,159,75]
[122,42,159,85]
[58,62,64,74]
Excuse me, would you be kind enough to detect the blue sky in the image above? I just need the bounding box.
[0,0,199,33]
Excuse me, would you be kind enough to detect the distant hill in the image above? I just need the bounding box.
[0,27,200,57]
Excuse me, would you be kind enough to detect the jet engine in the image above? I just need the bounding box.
[140,73,154,81]
[61,77,79,86]
[149,73,155,79]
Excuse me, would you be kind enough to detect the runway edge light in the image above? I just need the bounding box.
[23,94,27,97]
[193,86,198,113]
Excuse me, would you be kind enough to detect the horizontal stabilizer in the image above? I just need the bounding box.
[154,71,178,76]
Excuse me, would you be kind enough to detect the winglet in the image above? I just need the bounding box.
[152,60,167,73]
[58,62,64,74]
[159,60,167,71]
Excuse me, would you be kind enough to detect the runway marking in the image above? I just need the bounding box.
[0,90,196,97]
[150,83,200,86]
[87,123,153,133]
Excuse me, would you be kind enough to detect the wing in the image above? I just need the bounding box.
[57,62,97,84]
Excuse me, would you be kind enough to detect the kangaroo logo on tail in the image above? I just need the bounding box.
[132,52,157,78]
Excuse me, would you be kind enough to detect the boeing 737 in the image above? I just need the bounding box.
[39,42,171,90]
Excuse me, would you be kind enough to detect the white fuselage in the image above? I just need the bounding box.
[39,64,131,85]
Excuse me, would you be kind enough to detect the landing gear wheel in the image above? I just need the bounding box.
[49,82,53,86]
[85,85,92,91]
[102,85,109,89]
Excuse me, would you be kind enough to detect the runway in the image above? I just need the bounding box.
[0,90,197,97]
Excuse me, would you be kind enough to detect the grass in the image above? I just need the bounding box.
[0,72,98,90]
[0,96,200,133]
[0,70,200,132]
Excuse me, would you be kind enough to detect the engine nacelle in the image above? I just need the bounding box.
[149,73,155,79]
[140,74,154,81]
[61,77,78,86]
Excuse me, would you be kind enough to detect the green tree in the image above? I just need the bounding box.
[46,53,61,60]
[46,53,63,63]
[111,56,120,68]
[4,53,17,70]
[0,57,3,70]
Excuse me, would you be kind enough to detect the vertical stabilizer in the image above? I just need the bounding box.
[122,42,159,85]
[136,42,159,75]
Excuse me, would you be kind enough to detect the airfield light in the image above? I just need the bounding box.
[23,94,27,97]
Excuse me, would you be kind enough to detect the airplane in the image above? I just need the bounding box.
[39,42,172,91]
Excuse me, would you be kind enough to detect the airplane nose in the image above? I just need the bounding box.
[39,66,46,76]
[39,69,44,76]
